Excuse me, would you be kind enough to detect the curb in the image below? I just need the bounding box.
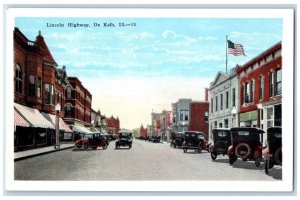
[14,146,74,162]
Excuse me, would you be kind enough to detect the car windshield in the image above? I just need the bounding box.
[84,134,93,139]
[120,132,131,137]
[217,131,228,137]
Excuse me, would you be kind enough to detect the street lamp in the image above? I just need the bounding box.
[54,103,61,149]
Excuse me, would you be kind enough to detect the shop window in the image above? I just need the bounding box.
[15,64,23,94]
[28,75,35,96]
[267,107,274,128]
[274,104,282,126]
[224,119,229,128]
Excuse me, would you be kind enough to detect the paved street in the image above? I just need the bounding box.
[14,139,282,181]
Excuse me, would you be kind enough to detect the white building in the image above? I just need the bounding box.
[171,99,192,132]
[208,67,239,142]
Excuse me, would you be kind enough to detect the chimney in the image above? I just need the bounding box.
[205,88,209,102]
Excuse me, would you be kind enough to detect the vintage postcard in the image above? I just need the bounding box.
[4,6,294,193]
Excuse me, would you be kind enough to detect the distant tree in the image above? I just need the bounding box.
[131,128,139,138]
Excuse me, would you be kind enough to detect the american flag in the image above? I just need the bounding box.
[227,40,246,56]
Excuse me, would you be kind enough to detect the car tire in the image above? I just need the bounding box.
[198,143,203,154]
[83,143,89,150]
[211,152,217,160]
[274,147,282,165]
[265,160,270,174]
[255,158,261,167]
[183,148,187,153]
[102,142,108,150]
[235,143,251,159]
[229,156,237,165]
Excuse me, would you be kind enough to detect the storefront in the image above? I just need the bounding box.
[14,103,55,151]
[239,110,258,128]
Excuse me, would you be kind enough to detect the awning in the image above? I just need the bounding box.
[14,109,30,127]
[14,103,55,129]
[41,112,73,133]
[71,125,93,134]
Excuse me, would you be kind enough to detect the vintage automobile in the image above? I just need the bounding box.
[227,127,265,167]
[74,132,109,150]
[209,128,231,160]
[182,131,208,153]
[170,131,184,148]
[115,130,133,149]
[263,127,282,174]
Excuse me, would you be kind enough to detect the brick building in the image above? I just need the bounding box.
[189,101,209,138]
[13,28,74,151]
[236,42,282,135]
[106,116,120,135]
[139,124,148,139]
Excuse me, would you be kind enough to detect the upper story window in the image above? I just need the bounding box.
[269,71,274,97]
[66,86,72,99]
[220,94,223,110]
[215,96,218,112]
[44,84,55,105]
[276,68,282,95]
[225,91,229,109]
[210,98,213,113]
[37,77,41,98]
[15,64,23,94]
[232,88,236,107]
[28,75,35,96]
[259,76,264,100]
[245,80,254,103]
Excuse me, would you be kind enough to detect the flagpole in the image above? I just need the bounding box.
[226,35,228,72]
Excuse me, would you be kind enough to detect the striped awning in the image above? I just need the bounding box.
[71,125,93,134]
[41,112,73,133]
[14,103,55,129]
[14,109,30,127]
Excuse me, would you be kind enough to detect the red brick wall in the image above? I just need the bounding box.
[140,125,147,138]
[238,45,282,114]
[189,102,209,138]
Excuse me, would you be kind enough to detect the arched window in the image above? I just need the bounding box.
[66,86,72,99]
[15,64,23,93]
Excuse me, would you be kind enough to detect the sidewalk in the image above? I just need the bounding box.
[14,143,75,161]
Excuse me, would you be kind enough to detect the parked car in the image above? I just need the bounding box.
[209,128,231,160]
[115,130,133,149]
[227,127,265,167]
[182,131,208,153]
[170,131,184,148]
[263,127,282,174]
[74,132,109,150]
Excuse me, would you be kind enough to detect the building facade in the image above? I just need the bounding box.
[171,99,192,132]
[208,68,239,141]
[106,116,120,135]
[189,101,209,138]
[13,28,74,151]
[236,42,282,137]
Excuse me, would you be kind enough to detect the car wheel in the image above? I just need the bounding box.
[198,143,203,154]
[183,148,187,153]
[129,145,132,149]
[255,158,261,167]
[235,143,251,159]
[211,152,217,160]
[83,143,89,150]
[102,142,108,150]
[274,147,282,165]
[265,160,270,174]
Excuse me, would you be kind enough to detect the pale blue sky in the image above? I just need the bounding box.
[15,17,282,129]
